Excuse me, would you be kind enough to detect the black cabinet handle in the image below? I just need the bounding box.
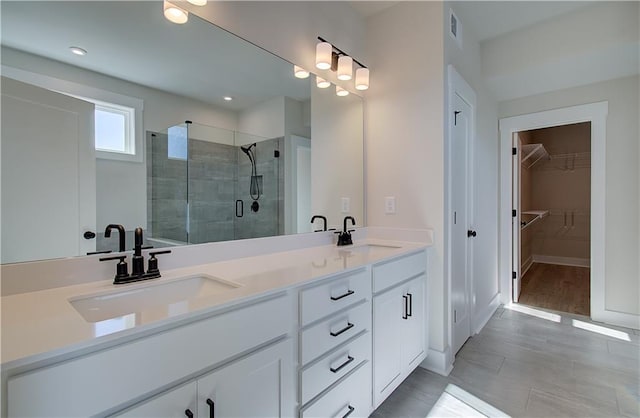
[330,322,354,337]
[402,295,408,319]
[343,405,355,418]
[330,289,354,301]
[407,292,413,317]
[330,355,355,373]
[206,398,215,418]
[185,409,194,418]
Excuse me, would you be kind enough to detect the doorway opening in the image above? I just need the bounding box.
[514,123,591,316]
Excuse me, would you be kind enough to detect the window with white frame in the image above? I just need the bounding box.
[94,101,136,155]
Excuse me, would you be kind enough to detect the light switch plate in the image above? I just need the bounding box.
[385,196,396,214]
[341,197,350,213]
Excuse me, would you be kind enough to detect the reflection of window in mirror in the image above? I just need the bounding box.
[95,102,135,155]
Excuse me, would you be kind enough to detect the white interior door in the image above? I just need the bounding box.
[451,93,472,355]
[1,77,96,263]
[292,135,311,233]
[512,133,522,302]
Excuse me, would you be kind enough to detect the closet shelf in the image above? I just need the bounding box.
[521,210,549,230]
[521,144,550,169]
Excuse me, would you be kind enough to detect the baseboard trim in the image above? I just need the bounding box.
[473,293,500,335]
[420,346,453,376]
[521,256,533,276]
[532,255,590,268]
[592,309,640,330]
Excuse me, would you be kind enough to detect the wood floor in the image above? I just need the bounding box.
[371,305,640,417]
[520,263,590,316]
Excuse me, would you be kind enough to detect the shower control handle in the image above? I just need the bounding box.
[467,230,477,237]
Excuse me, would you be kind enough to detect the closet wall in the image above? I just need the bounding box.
[526,123,591,267]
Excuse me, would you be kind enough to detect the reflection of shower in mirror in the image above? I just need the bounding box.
[240,143,261,212]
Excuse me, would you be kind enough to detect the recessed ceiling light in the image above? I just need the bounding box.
[223,96,233,101]
[69,46,87,56]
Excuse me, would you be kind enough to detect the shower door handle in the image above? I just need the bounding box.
[235,200,243,218]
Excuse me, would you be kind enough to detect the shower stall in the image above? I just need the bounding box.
[146,121,283,246]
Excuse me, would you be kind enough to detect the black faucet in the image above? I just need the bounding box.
[104,224,126,252]
[131,227,145,277]
[335,216,356,246]
[311,215,328,232]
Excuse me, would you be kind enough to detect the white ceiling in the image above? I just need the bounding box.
[0,1,310,112]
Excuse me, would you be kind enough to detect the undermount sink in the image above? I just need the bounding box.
[69,274,241,323]
[341,244,402,254]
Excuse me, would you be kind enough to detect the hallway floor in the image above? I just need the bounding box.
[371,305,639,417]
[520,263,590,316]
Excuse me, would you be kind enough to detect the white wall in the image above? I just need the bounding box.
[499,75,640,317]
[365,2,447,362]
[444,3,500,337]
[238,96,286,140]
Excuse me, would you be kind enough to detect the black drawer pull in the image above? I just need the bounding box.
[407,292,413,317]
[330,355,355,373]
[331,289,355,301]
[185,409,194,418]
[330,322,354,337]
[402,295,409,319]
[206,398,215,418]
[342,405,355,418]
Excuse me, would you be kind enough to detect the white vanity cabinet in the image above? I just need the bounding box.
[7,293,293,417]
[298,268,373,418]
[372,251,428,408]
[115,338,293,418]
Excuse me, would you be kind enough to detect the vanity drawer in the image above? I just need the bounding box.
[301,301,370,365]
[300,268,370,326]
[301,331,371,405]
[372,250,427,293]
[8,293,290,418]
[301,361,372,418]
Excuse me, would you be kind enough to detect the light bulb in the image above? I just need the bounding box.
[164,1,188,24]
[294,65,309,79]
[316,77,330,89]
[336,86,349,97]
[355,68,370,90]
[337,56,353,81]
[315,42,332,70]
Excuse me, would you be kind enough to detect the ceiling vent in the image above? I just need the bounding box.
[449,9,462,48]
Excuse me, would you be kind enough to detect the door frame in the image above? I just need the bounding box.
[446,65,476,355]
[499,102,608,320]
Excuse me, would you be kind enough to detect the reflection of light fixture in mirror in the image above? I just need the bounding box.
[187,0,207,5]
[355,68,369,90]
[294,65,309,79]
[164,1,188,24]
[316,77,331,89]
[337,56,353,81]
[223,96,233,101]
[336,86,349,97]
[315,42,332,70]
[69,46,87,56]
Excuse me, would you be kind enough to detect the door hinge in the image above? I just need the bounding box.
[454,110,461,126]
[512,147,517,155]
[512,271,517,280]
[512,209,517,217]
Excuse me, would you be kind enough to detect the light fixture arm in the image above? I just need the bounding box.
[317,37,367,69]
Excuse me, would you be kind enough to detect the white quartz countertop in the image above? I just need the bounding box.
[1,239,427,369]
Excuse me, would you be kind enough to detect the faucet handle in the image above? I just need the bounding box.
[146,250,172,277]
[99,255,129,282]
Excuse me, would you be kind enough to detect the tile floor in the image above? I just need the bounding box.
[371,304,640,417]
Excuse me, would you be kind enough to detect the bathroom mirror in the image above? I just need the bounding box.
[0,1,364,264]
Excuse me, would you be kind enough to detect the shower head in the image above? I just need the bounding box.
[241,143,256,155]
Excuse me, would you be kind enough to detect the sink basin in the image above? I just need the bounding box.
[69,274,241,323]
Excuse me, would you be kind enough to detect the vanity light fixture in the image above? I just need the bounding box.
[316,37,369,90]
[164,0,188,24]
[69,46,87,56]
[223,96,233,101]
[294,65,310,79]
[187,0,207,5]
[316,77,331,89]
[355,68,369,90]
[336,86,349,97]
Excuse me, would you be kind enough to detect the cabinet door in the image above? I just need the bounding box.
[372,287,403,407]
[402,276,426,372]
[114,382,197,418]
[196,339,294,418]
